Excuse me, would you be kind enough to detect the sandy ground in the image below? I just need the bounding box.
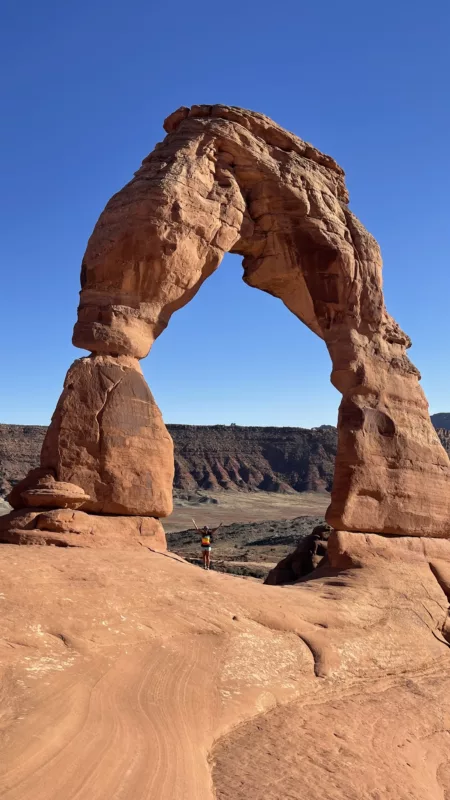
[1,542,450,799]
[165,491,329,532]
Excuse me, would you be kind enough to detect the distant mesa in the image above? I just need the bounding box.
[431,413,450,431]
[0,423,337,500]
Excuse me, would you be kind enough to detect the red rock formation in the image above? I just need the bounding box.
[39,356,173,516]
[0,507,166,549]
[7,467,90,511]
[4,104,450,541]
[73,104,450,535]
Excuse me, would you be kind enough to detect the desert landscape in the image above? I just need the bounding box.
[2,102,450,800]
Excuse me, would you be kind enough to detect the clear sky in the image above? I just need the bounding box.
[1,0,450,427]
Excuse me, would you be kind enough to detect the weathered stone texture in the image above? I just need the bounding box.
[70,104,450,535]
[40,356,174,516]
[0,508,166,549]
[5,104,450,538]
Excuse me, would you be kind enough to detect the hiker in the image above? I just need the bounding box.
[192,520,222,570]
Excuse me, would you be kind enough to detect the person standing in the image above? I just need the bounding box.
[193,520,222,570]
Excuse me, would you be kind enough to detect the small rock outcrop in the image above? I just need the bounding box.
[3,104,450,544]
[0,508,166,549]
[264,523,332,584]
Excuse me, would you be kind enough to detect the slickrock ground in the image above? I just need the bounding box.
[1,541,450,799]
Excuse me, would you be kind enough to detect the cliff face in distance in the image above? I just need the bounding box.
[431,413,450,431]
[0,424,337,497]
[1,420,450,498]
[171,424,337,494]
[0,425,47,497]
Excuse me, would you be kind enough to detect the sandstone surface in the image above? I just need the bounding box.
[1,541,450,798]
[7,468,90,511]
[328,528,450,588]
[12,470,91,510]
[40,355,173,516]
[36,102,448,534]
[0,508,166,549]
[20,484,90,509]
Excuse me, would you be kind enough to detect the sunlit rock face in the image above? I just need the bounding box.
[6,104,450,536]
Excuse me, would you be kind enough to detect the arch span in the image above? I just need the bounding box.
[18,106,450,535]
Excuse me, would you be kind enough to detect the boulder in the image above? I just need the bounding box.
[23,483,89,510]
[7,467,55,509]
[8,469,90,510]
[265,523,332,585]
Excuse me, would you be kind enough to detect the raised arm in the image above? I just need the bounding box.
[211,523,223,535]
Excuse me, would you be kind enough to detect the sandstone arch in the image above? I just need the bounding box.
[8,105,450,538]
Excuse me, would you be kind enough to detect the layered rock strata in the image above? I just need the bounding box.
[4,104,450,544]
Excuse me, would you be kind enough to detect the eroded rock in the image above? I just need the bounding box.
[21,484,90,509]
[40,355,174,517]
[8,104,450,536]
[264,523,332,585]
[0,507,166,549]
[70,104,450,535]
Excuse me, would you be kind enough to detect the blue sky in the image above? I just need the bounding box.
[1,0,450,427]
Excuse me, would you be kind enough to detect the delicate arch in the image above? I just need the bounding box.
[15,106,450,536]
